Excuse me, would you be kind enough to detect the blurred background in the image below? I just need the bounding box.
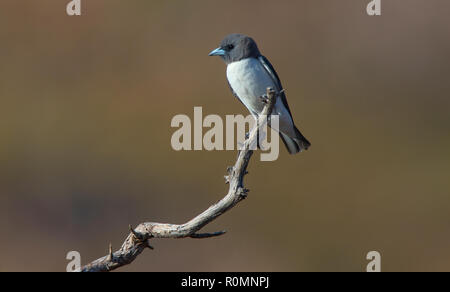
[0,0,449,272]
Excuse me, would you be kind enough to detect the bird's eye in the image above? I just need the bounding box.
[226,44,234,51]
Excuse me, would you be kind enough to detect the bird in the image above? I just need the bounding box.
[209,33,311,154]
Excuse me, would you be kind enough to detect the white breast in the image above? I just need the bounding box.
[226,58,276,115]
[226,58,296,137]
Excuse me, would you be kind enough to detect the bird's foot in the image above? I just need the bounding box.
[259,94,269,104]
[260,89,285,103]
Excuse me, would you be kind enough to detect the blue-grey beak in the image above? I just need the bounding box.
[209,47,226,56]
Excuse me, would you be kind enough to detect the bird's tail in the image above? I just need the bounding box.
[279,126,311,154]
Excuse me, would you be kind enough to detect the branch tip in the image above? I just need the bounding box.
[146,241,154,250]
[190,231,227,239]
[107,243,113,261]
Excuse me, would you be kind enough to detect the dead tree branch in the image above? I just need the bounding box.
[81,87,279,272]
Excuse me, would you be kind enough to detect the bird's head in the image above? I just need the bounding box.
[209,34,261,64]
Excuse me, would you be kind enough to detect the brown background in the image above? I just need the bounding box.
[0,0,449,271]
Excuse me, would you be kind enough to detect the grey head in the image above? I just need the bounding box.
[209,34,261,64]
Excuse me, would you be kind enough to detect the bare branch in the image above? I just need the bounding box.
[81,87,279,272]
